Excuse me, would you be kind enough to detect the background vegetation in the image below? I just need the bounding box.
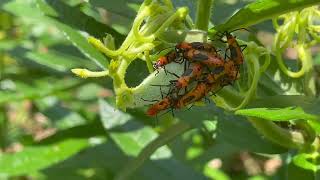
[0,0,319,179]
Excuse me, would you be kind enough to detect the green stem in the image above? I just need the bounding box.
[114,121,191,180]
[214,86,244,107]
[295,120,316,144]
[0,105,7,149]
[215,54,260,111]
[0,52,4,80]
[298,45,315,96]
[195,0,214,31]
[71,69,109,78]
[154,7,189,37]
[274,40,306,79]
[259,52,271,73]
[248,118,305,149]
[163,0,174,9]
[144,51,154,73]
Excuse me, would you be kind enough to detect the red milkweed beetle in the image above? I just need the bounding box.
[167,62,203,94]
[183,49,225,68]
[143,84,181,117]
[145,96,175,116]
[153,42,218,70]
[153,51,177,70]
[175,42,217,55]
[216,28,248,66]
[175,67,226,108]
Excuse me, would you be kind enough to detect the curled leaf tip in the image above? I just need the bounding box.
[71,68,109,78]
[71,68,89,78]
[177,7,189,18]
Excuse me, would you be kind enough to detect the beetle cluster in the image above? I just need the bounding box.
[145,31,246,116]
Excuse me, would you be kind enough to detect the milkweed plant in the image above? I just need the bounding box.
[70,0,320,178]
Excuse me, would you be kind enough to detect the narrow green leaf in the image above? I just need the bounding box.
[89,0,138,34]
[204,165,230,180]
[25,50,95,72]
[47,20,108,69]
[249,95,316,109]
[99,99,131,130]
[0,139,89,176]
[37,0,108,68]
[3,0,108,69]
[35,97,88,130]
[235,107,320,122]
[216,113,287,153]
[0,40,19,50]
[99,100,205,180]
[37,0,124,41]
[211,0,320,32]
[42,141,206,180]
[89,0,138,19]
[37,120,105,145]
[293,153,320,172]
[175,103,286,153]
[99,99,163,156]
[307,121,320,135]
[0,78,83,105]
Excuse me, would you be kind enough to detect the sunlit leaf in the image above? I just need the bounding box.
[211,0,320,32]
[0,139,89,176]
[235,106,319,122]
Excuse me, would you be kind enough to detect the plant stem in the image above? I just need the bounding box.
[144,51,154,73]
[0,105,7,149]
[0,52,3,80]
[114,121,191,180]
[195,0,214,31]
[248,118,305,149]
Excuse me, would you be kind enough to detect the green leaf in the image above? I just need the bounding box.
[204,165,230,180]
[216,113,287,154]
[211,0,320,32]
[257,73,285,96]
[89,0,139,19]
[307,120,320,135]
[42,141,206,180]
[99,100,206,180]
[3,0,108,69]
[0,78,83,105]
[38,120,105,145]
[38,0,124,41]
[175,103,286,153]
[0,40,19,50]
[0,139,89,176]
[293,153,320,172]
[99,99,131,130]
[89,0,139,34]
[25,50,96,72]
[249,95,316,109]
[286,152,318,180]
[99,99,164,156]
[47,20,108,69]
[35,97,88,130]
[235,106,320,122]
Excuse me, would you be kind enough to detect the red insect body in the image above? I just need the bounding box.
[153,51,177,69]
[147,38,245,116]
[224,60,239,81]
[172,63,203,90]
[175,42,217,53]
[184,49,224,68]
[225,32,245,66]
[146,97,173,117]
[153,42,217,70]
